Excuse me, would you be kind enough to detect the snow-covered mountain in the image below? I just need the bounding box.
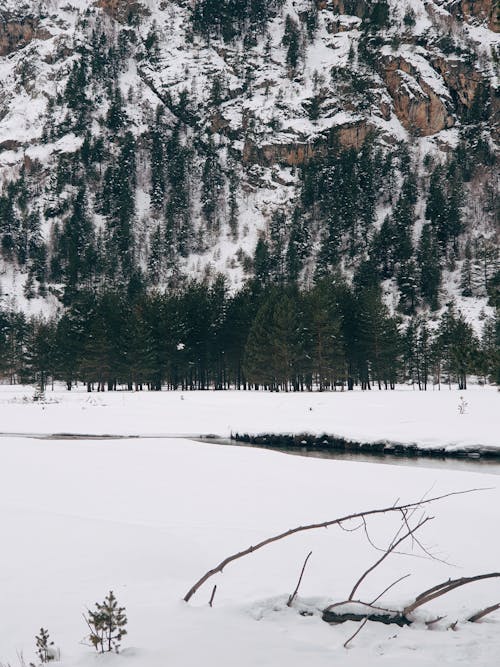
[0,0,498,320]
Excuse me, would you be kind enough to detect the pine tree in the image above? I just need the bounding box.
[244,288,303,390]
[201,143,223,233]
[35,627,56,663]
[283,15,301,72]
[150,106,167,211]
[253,236,271,286]
[302,281,345,390]
[417,224,441,310]
[85,591,127,654]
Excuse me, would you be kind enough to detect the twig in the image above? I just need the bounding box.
[347,517,432,601]
[183,488,485,602]
[343,617,369,649]
[209,585,217,608]
[399,508,451,566]
[287,551,312,607]
[425,615,446,626]
[370,574,411,605]
[468,602,500,623]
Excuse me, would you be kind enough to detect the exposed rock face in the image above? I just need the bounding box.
[242,121,370,167]
[326,0,368,19]
[381,56,455,136]
[96,0,149,23]
[431,55,484,113]
[447,0,500,32]
[0,16,50,56]
[0,139,22,152]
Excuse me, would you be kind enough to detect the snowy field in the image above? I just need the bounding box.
[0,433,500,666]
[0,383,498,451]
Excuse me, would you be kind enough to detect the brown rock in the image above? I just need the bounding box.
[242,120,370,167]
[381,56,454,136]
[0,17,51,56]
[447,0,499,32]
[431,55,484,112]
[0,140,22,152]
[327,0,367,19]
[96,0,149,24]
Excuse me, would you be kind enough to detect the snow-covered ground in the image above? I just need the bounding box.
[0,383,498,451]
[0,432,499,666]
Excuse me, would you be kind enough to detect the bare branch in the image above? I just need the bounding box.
[183,488,486,603]
[287,551,312,607]
[370,574,411,605]
[338,520,363,533]
[348,517,432,601]
[343,617,369,649]
[208,585,217,608]
[468,602,500,623]
[404,573,500,616]
[425,615,446,626]
[399,508,452,566]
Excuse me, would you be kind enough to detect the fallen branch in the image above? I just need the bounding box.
[403,573,500,616]
[287,551,312,607]
[183,489,483,603]
[468,602,500,623]
[323,601,410,627]
[323,574,500,630]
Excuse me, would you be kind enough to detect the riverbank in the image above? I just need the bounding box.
[0,384,498,452]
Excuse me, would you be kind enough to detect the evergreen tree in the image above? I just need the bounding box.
[244,287,303,390]
[417,224,441,310]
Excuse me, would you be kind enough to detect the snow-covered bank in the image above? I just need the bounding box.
[0,384,498,451]
[0,435,499,666]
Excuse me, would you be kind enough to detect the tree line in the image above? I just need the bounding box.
[0,278,496,393]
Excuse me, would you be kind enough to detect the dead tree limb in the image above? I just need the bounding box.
[183,489,483,603]
[287,551,312,607]
[323,601,410,627]
[208,585,217,608]
[468,602,500,623]
[403,573,500,616]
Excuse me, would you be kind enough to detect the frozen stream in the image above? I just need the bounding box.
[2,430,499,475]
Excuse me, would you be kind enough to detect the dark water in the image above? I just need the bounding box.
[196,436,500,476]
[2,431,499,476]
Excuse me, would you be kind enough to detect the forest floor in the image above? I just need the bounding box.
[0,384,499,665]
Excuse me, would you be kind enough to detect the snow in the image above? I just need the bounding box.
[0,383,498,451]
[0,425,499,665]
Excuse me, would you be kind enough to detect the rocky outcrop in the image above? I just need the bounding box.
[242,121,370,167]
[0,139,22,152]
[0,15,50,56]
[96,0,150,24]
[321,0,368,19]
[431,55,484,114]
[446,0,499,32]
[381,56,454,136]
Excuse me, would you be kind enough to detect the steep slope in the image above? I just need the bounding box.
[0,0,498,319]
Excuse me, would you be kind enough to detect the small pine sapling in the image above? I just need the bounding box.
[84,591,127,653]
[31,627,58,664]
